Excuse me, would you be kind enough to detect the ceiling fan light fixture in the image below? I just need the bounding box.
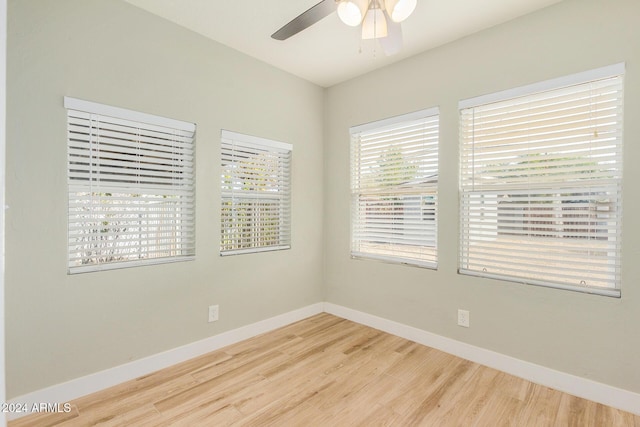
[337,0,369,27]
[384,0,417,23]
[361,6,388,40]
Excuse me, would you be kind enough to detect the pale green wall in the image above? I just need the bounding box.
[6,0,324,397]
[324,0,640,393]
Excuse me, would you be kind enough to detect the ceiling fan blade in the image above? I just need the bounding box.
[271,0,336,41]
[379,15,403,56]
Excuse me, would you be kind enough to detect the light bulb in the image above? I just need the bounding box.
[337,0,369,27]
[385,0,417,23]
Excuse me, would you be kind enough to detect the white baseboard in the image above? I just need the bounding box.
[7,303,324,420]
[9,301,640,420]
[323,302,640,416]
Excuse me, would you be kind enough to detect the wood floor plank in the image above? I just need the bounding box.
[384,348,468,416]
[312,350,403,414]
[515,383,564,426]
[444,365,503,425]
[554,393,592,427]
[71,371,198,425]
[154,362,273,415]
[162,401,244,427]
[233,353,344,416]
[473,392,525,427]
[401,359,479,425]
[75,404,164,427]
[352,403,404,427]
[238,379,336,426]
[9,314,638,426]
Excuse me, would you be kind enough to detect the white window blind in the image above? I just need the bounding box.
[220,130,292,255]
[66,97,196,274]
[459,64,624,296]
[351,108,439,268]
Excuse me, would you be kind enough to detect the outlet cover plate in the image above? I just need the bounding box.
[208,305,219,323]
[458,309,470,327]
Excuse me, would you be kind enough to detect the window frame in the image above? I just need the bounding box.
[350,107,440,269]
[65,97,196,274]
[458,63,624,297]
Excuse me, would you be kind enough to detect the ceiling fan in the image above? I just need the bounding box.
[271,0,417,55]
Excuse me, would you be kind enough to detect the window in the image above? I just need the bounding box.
[66,97,196,273]
[220,130,292,255]
[350,108,439,268]
[459,64,624,296]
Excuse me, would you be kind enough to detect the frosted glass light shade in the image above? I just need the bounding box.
[361,7,388,39]
[384,0,417,23]
[337,0,369,27]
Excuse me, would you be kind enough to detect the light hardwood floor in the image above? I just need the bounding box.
[11,313,640,426]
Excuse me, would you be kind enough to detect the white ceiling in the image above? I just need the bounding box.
[123,0,563,88]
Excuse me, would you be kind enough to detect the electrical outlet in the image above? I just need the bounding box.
[457,309,470,328]
[208,305,219,323]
